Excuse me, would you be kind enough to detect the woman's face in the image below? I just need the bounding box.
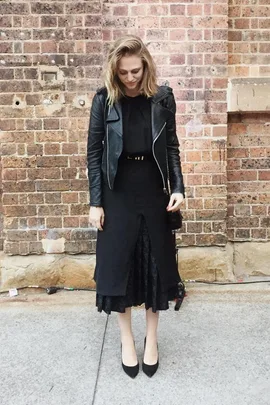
[117,54,144,93]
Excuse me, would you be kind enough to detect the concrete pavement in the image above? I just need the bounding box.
[0,283,269,405]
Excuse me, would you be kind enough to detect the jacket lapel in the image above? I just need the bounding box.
[106,100,123,138]
[151,87,170,142]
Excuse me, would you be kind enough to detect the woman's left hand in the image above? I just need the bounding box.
[166,193,184,212]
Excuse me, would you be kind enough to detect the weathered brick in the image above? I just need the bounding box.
[36,180,70,191]
[4,205,36,217]
[0,3,29,15]
[36,131,67,143]
[59,41,75,53]
[0,43,12,53]
[46,217,63,228]
[70,204,89,216]
[33,29,64,41]
[65,28,102,40]
[2,157,36,169]
[2,194,19,205]
[31,3,64,15]
[0,16,12,27]
[6,230,37,242]
[41,15,57,27]
[27,168,60,180]
[43,119,60,130]
[67,54,102,66]
[44,144,61,155]
[40,41,58,54]
[61,143,78,155]
[85,16,102,26]
[0,143,17,156]
[63,217,80,228]
[0,81,32,93]
[23,43,40,54]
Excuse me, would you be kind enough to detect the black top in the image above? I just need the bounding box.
[121,94,152,155]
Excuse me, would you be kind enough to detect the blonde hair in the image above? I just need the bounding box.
[102,35,158,106]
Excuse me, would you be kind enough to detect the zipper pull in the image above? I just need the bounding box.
[163,187,168,195]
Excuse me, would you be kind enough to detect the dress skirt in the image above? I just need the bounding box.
[95,155,185,315]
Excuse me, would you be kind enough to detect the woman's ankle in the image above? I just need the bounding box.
[145,333,158,343]
[120,333,135,344]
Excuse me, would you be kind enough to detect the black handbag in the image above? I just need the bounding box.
[167,209,183,230]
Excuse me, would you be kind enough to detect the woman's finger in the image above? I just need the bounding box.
[170,202,180,211]
[167,195,175,210]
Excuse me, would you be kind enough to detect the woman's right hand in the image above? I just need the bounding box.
[89,206,105,231]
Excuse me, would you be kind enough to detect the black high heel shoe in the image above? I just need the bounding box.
[121,342,139,379]
[142,336,159,377]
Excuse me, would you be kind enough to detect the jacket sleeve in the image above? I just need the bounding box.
[87,92,105,207]
[165,90,185,197]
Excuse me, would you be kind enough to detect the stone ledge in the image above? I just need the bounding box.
[228,78,270,113]
[1,242,270,292]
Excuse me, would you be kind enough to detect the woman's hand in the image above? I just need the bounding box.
[89,206,105,231]
[166,193,184,212]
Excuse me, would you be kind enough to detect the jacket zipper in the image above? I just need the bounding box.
[106,124,113,190]
[106,107,112,190]
[152,122,168,194]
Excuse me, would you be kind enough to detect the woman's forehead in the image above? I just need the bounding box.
[118,54,143,70]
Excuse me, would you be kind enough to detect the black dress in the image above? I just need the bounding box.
[95,94,185,314]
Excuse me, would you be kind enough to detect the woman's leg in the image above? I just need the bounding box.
[144,308,159,364]
[117,307,138,366]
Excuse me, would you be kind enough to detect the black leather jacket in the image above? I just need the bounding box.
[87,85,185,206]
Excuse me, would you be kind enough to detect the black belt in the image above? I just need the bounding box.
[122,154,153,161]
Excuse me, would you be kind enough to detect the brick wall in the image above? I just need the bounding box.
[0,0,230,255]
[228,0,270,78]
[228,0,270,242]
[227,114,270,241]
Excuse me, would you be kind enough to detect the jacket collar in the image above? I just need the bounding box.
[105,85,170,142]
[106,85,169,123]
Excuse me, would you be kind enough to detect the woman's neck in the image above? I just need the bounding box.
[124,83,141,98]
[124,90,141,97]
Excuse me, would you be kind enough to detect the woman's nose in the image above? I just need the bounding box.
[127,73,133,81]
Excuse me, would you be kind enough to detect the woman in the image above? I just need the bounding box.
[87,35,185,379]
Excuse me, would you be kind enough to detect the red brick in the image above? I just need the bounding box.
[38,205,69,216]
[44,193,61,204]
[113,6,128,16]
[2,195,19,205]
[0,3,29,14]
[62,168,77,179]
[44,144,61,155]
[258,171,270,180]
[36,156,68,168]
[0,16,12,27]
[170,5,185,15]
[187,5,203,15]
[4,205,36,217]
[62,193,79,204]
[161,17,192,28]
[46,217,63,228]
[0,81,32,93]
[36,181,70,191]
[63,217,80,228]
[31,3,63,14]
